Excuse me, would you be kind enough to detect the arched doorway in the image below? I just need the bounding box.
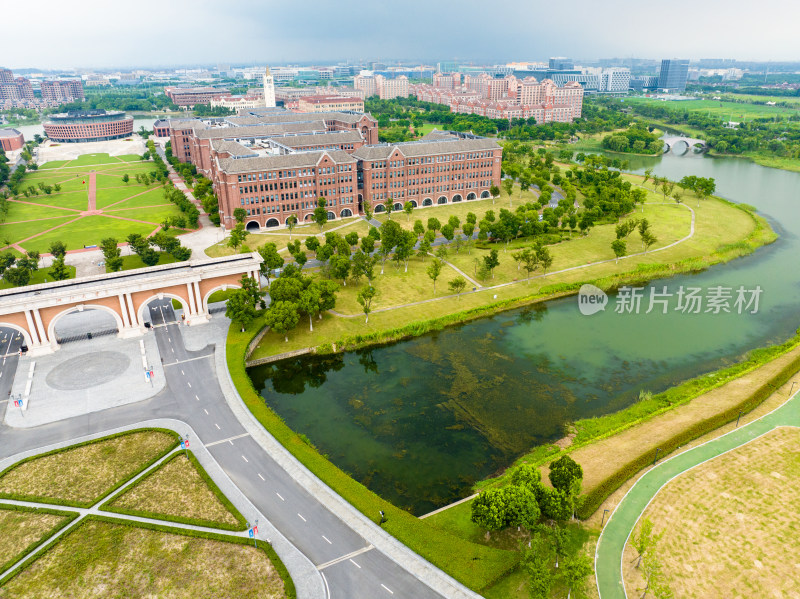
[202,283,242,314]
[452,194,463,202]
[410,200,418,207]
[481,190,491,199]
[304,213,314,221]
[246,220,260,232]
[393,202,403,211]
[137,294,190,328]
[437,196,448,205]
[422,198,433,206]
[0,324,31,354]
[49,305,123,347]
[467,192,477,200]
[265,218,280,228]
[340,208,353,217]
[327,211,336,220]
[374,204,385,213]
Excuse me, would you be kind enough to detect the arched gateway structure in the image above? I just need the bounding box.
[0,254,262,356]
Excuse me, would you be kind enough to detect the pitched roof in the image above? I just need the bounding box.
[352,137,500,161]
[217,149,357,174]
[210,139,257,157]
[226,110,375,125]
[195,121,326,140]
[270,130,363,148]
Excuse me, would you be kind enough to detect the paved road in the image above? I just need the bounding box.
[0,327,23,419]
[595,388,800,598]
[0,306,450,599]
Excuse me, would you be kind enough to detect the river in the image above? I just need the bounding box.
[249,150,800,515]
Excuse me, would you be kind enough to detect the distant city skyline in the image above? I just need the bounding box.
[5,0,800,70]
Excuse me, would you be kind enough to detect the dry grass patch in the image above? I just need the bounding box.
[623,427,800,599]
[568,343,800,496]
[0,431,177,507]
[0,520,288,599]
[106,453,242,529]
[0,508,70,572]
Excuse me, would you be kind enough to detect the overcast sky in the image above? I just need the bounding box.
[5,0,800,70]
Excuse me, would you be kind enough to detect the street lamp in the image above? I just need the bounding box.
[601,509,610,527]
[736,411,743,427]
[653,447,661,466]
[790,381,797,397]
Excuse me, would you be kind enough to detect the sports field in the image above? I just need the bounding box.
[624,96,799,120]
[0,154,189,254]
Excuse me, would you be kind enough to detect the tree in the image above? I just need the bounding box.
[642,168,652,186]
[122,174,130,184]
[329,254,351,285]
[357,285,378,323]
[427,258,443,294]
[393,231,415,272]
[298,283,322,331]
[483,249,500,279]
[611,238,627,263]
[633,518,663,568]
[441,223,454,243]
[48,255,70,281]
[313,198,328,231]
[563,553,593,599]
[427,217,441,235]
[448,276,467,297]
[352,250,377,285]
[258,242,284,286]
[502,178,513,202]
[540,487,573,522]
[641,230,657,252]
[228,223,249,251]
[537,246,553,274]
[417,232,432,261]
[549,455,584,497]
[107,256,124,272]
[344,231,359,251]
[3,266,30,287]
[490,184,500,204]
[403,201,414,221]
[240,274,265,309]
[49,240,67,259]
[233,207,246,223]
[520,247,540,281]
[504,485,540,530]
[470,489,507,537]
[383,198,394,218]
[462,221,475,253]
[360,234,375,254]
[413,219,425,238]
[285,215,297,240]
[264,300,299,342]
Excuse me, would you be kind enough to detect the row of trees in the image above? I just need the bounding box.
[602,124,662,155]
[100,231,191,271]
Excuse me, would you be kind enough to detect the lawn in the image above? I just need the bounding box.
[0,430,178,507]
[20,215,159,254]
[623,426,800,599]
[0,507,74,573]
[104,453,245,530]
[0,155,188,257]
[0,519,290,599]
[113,251,180,272]
[0,264,76,289]
[624,96,799,120]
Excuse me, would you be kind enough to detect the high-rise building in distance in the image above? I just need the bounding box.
[658,59,690,93]
[549,57,574,70]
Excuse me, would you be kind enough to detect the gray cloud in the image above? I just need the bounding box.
[4,0,800,69]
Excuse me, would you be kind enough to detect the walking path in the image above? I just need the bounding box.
[86,171,96,212]
[595,386,800,598]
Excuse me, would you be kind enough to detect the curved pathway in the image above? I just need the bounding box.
[595,386,800,598]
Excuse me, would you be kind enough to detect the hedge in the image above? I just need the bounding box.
[100,450,247,531]
[0,515,296,599]
[576,347,800,519]
[0,504,79,574]
[0,429,180,508]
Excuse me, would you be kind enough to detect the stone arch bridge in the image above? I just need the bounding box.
[0,253,262,355]
[662,136,706,153]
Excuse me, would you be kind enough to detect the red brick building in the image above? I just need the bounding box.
[210,149,359,230]
[43,110,133,143]
[164,86,230,107]
[353,136,502,212]
[0,128,25,151]
[41,79,84,103]
[296,95,364,113]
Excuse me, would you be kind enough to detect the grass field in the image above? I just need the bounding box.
[624,96,799,120]
[106,453,243,529]
[623,426,800,599]
[0,520,289,598]
[0,508,72,573]
[0,154,189,255]
[0,263,77,289]
[0,431,177,507]
[250,176,761,358]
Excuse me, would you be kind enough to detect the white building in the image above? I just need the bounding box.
[262,66,276,108]
[599,68,631,93]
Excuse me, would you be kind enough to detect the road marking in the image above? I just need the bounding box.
[205,433,250,447]
[171,347,174,353]
[258,473,265,481]
[215,423,220,430]
[203,409,208,415]
[168,337,171,342]
[316,545,374,570]
[186,382,191,388]
[276,492,284,501]
[195,395,200,401]
[298,513,306,522]
[381,584,394,594]
[164,355,213,367]
[181,369,184,375]
[241,455,248,463]
[322,535,332,544]
[349,559,360,569]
